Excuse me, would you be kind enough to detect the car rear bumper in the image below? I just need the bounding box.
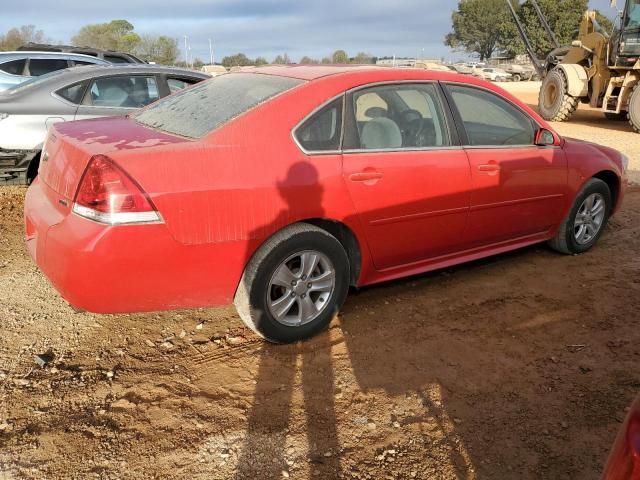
[24,179,246,313]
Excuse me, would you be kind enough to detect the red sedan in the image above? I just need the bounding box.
[24,66,627,343]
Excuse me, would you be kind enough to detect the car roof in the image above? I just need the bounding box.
[0,51,109,63]
[3,64,210,95]
[242,64,483,84]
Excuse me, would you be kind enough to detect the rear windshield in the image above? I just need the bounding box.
[132,73,304,138]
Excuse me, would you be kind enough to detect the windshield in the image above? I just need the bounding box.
[5,68,68,94]
[625,0,640,28]
[133,73,304,139]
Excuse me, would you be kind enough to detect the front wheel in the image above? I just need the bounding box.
[548,178,612,255]
[538,68,579,122]
[234,223,350,343]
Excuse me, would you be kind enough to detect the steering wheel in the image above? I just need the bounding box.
[398,109,425,147]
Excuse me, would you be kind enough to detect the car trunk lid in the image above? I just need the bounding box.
[39,116,188,202]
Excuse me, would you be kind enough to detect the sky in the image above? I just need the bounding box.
[0,0,618,64]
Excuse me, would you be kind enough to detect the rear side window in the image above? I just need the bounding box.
[56,82,87,104]
[167,77,197,94]
[133,73,304,138]
[104,55,129,64]
[294,97,343,152]
[0,59,26,75]
[28,58,69,76]
[88,76,159,108]
[447,85,535,146]
[72,60,97,66]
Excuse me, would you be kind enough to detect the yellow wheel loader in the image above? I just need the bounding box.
[507,0,640,132]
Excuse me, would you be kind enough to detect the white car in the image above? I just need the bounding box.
[479,68,512,82]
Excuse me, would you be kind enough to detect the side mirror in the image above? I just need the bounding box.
[535,128,556,146]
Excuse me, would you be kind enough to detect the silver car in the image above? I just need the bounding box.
[0,64,210,184]
[0,51,109,91]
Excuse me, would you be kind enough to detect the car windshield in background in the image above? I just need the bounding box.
[132,73,304,138]
[4,68,68,94]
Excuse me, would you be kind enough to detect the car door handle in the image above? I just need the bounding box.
[477,164,500,172]
[349,172,384,182]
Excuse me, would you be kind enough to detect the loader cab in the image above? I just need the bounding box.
[616,0,640,59]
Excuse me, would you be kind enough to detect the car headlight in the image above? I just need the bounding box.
[621,154,629,172]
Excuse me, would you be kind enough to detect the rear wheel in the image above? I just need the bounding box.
[628,83,640,133]
[538,68,579,122]
[234,223,350,343]
[548,178,611,255]
[512,74,521,82]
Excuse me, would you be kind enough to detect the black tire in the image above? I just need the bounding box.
[538,68,579,122]
[548,178,612,255]
[628,83,640,133]
[604,112,627,121]
[513,74,521,82]
[234,223,350,343]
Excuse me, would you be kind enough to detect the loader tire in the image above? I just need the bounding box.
[538,68,579,122]
[628,83,640,133]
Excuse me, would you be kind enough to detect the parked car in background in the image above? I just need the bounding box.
[479,68,512,82]
[504,64,537,82]
[447,64,474,75]
[0,52,109,91]
[19,43,145,64]
[601,393,640,479]
[24,66,627,344]
[201,65,228,76]
[0,64,209,184]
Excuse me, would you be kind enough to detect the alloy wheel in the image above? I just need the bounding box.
[267,250,336,327]
[574,193,606,245]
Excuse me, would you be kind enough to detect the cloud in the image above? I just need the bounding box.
[0,0,616,63]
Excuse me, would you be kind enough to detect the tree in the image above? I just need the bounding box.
[500,1,615,58]
[0,25,48,51]
[331,49,349,63]
[352,51,373,64]
[299,56,319,64]
[136,35,179,65]
[192,57,205,70]
[254,56,268,66]
[321,57,332,64]
[72,20,141,53]
[273,53,291,64]
[221,53,253,68]
[446,0,515,60]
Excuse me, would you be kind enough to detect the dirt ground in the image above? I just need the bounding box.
[1,86,639,480]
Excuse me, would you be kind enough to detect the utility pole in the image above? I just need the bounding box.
[183,35,189,67]
[209,38,214,65]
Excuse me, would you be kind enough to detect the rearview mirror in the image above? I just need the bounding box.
[535,128,556,146]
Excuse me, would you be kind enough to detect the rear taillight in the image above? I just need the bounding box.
[72,155,161,225]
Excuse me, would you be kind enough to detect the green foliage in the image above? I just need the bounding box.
[272,53,291,64]
[72,19,141,53]
[332,49,349,63]
[0,25,47,51]
[352,52,373,64]
[446,0,515,60]
[299,56,320,64]
[509,0,589,56]
[255,56,269,66]
[221,53,253,68]
[136,35,179,64]
[321,57,332,64]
